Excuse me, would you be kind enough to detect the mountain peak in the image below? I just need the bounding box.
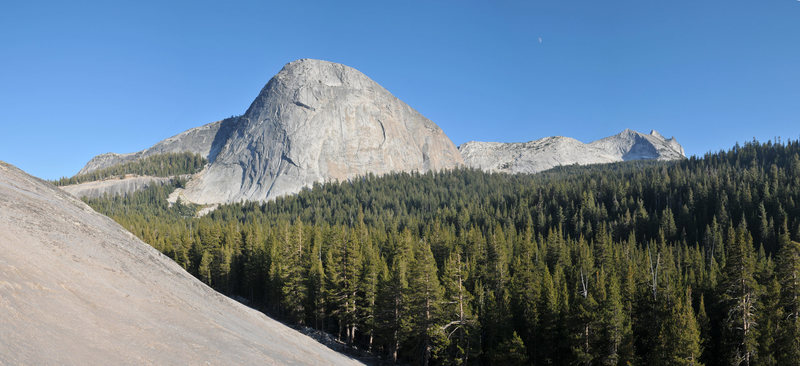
[282,58,347,70]
[270,58,372,91]
[616,128,643,139]
[176,60,463,204]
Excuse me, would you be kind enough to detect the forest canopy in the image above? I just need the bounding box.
[84,140,800,365]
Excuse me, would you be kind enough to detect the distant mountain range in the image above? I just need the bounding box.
[69,59,685,204]
[459,129,685,175]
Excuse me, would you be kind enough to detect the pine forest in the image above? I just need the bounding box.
[83,140,800,365]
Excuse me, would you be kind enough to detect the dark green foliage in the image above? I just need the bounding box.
[277,221,307,323]
[84,139,800,364]
[655,288,703,365]
[719,221,759,365]
[776,221,800,363]
[441,248,476,365]
[54,152,206,185]
[490,331,528,366]
[404,240,446,366]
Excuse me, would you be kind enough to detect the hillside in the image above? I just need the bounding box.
[0,161,361,365]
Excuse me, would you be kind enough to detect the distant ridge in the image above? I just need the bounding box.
[459,129,685,174]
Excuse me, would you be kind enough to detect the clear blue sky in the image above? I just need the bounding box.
[2,0,799,179]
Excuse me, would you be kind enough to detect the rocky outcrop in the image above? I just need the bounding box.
[60,175,175,199]
[459,129,685,174]
[0,161,361,365]
[78,59,464,204]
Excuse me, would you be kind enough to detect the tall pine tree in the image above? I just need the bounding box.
[719,221,759,366]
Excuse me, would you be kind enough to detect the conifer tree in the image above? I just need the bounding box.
[325,227,362,344]
[656,288,703,365]
[404,239,446,366]
[509,235,539,363]
[598,273,626,365]
[306,228,326,330]
[198,250,213,286]
[375,231,411,363]
[357,239,380,350]
[696,294,712,363]
[776,221,800,363]
[277,220,307,323]
[535,264,565,363]
[490,331,529,366]
[756,277,780,366]
[441,248,476,365]
[720,222,759,366]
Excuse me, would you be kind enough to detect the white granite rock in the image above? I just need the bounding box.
[0,161,362,365]
[459,129,685,174]
[177,59,464,204]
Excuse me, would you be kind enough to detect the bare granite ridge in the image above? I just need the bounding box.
[0,160,362,365]
[459,129,686,174]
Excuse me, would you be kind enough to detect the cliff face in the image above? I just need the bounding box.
[178,59,463,204]
[76,59,463,204]
[459,129,686,174]
[0,160,361,365]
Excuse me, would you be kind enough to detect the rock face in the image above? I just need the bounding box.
[179,59,463,204]
[459,129,685,174]
[77,59,463,204]
[0,160,362,365]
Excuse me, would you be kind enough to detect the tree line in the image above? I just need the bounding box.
[54,152,206,186]
[84,139,800,365]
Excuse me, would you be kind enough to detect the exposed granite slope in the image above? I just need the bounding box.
[0,161,362,365]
